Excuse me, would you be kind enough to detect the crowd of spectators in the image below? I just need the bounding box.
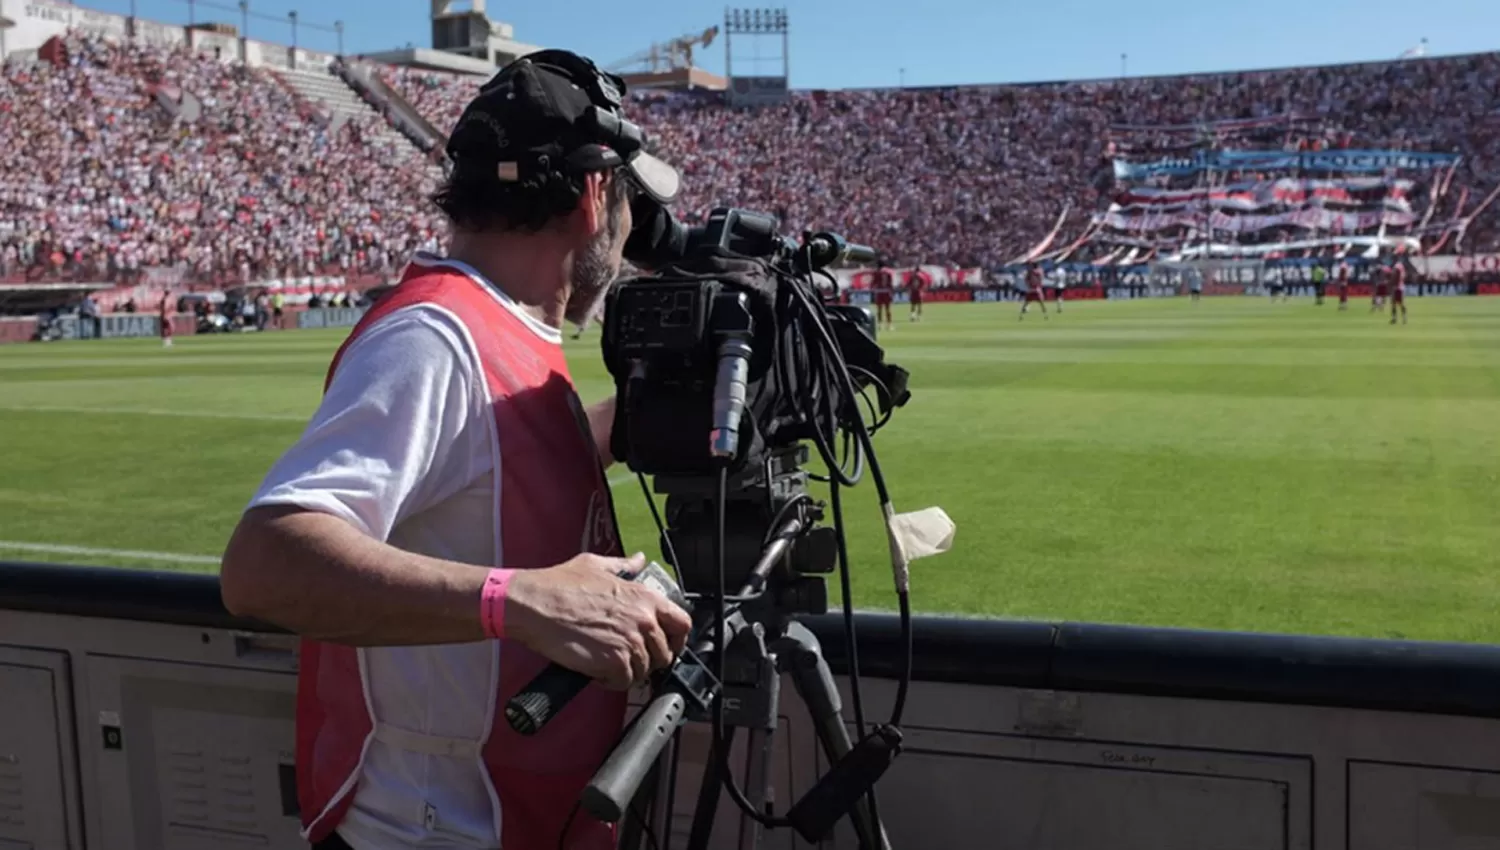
[5,34,1500,286]
[0,32,443,286]
[387,51,1500,267]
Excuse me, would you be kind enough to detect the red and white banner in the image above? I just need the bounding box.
[1097,207,1417,234]
[1415,254,1500,281]
[1113,178,1412,212]
[832,264,985,291]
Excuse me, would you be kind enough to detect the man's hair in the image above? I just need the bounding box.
[432,166,630,233]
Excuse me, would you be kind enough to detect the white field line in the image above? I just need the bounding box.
[1,474,638,565]
[0,404,308,422]
[0,409,665,484]
[0,541,221,565]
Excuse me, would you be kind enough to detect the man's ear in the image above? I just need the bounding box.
[578,171,609,236]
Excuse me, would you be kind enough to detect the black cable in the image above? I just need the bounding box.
[638,472,682,578]
[785,248,860,487]
[761,492,814,547]
[830,479,885,836]
[557,754,662,850]
[786,262,913,728]
[893,589,913,728]
[847,365,894,433]
[710,467,792,828]
[830,482,867,737]
[629,797,664,850]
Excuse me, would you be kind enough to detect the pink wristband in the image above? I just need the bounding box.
[480,568,518,639]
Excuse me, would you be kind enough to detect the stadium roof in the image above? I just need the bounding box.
[357,46,505,76]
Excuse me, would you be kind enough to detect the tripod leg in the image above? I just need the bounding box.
[619,757,657,850]
[737,727,773,850]
[621,728,677,850]
[686,725,733,850]
[779,622,891,850]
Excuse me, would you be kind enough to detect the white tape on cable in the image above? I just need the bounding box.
[883,505,955,593]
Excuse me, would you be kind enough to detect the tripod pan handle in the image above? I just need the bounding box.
[583,692,687,823]
[506,664,592,736]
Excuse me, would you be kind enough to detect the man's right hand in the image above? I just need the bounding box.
[505,553,694,692]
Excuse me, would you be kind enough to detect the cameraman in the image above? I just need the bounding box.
[219,51,692,850]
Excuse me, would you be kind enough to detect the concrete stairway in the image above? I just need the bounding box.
[276,65,411,150]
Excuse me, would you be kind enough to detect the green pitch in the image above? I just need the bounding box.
[3,296,1499,643]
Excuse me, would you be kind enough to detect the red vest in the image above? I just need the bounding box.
[296,261,625,849]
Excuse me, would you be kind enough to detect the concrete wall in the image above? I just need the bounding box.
[4,563,1500,849]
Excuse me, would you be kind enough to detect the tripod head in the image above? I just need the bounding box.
[654,445,834,617]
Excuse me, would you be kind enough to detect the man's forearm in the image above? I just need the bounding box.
[220,506,489,646]
[588,395,617,467]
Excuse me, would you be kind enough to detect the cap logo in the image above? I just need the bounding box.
[455,110,508,150]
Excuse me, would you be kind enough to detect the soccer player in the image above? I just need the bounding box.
[1371,257,1389,312]
[1019,263,1048,320]
[873,260,895,331]
[1389,257,1408,325]
[1336,259,1351,311]
[159,292,174,349]
[1268,276,1285,303]
[1051,265,1066,313]
[1311,262,1327,306]
[1187,266,1203,302]
[908,267,927,322]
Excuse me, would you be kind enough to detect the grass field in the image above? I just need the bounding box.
[3,296,1500,643]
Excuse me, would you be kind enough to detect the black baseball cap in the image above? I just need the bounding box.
[445,49,681,206]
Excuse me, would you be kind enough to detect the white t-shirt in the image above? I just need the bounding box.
[248,257,562,849]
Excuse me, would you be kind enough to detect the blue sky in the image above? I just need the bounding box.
[111,0,1496,89]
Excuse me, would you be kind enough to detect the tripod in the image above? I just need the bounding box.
[583,454,894,850]
[615,615,890,850]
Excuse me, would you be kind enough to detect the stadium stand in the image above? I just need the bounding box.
[0,32,442,289]
[4,30,1500,288]
[381,53,1500,268]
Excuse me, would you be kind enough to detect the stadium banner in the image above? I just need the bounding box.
[1109,113,1317,135]
[1097,207,1416,233]
[1113,149,1462,180]
[46,314,163,341]
[0,317,35,345]
[834,265,985,290]
[1416,253,1500,283]
[846,289,975,306]
[727,76,790,107]
[297,307,367,330]
[1114,178,1412,212]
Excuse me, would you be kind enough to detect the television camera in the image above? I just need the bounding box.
[510,200,950,850]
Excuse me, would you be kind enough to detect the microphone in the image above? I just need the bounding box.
[505,562,690,736]
[806,231,877,269]
[708,292,755,461]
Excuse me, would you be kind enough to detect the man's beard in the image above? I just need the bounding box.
[564,205,623,326]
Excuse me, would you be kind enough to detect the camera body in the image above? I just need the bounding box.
[601,206,909,607]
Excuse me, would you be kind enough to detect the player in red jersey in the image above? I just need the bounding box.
[1389,257,1409,325]
[220,51,692,850]
[1019,263,1048,320]
[1336,260,1351,311]
[159,292,174,348]
[1371,255,1389,312]
[908,267,928,322]
[872,260,895,330]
